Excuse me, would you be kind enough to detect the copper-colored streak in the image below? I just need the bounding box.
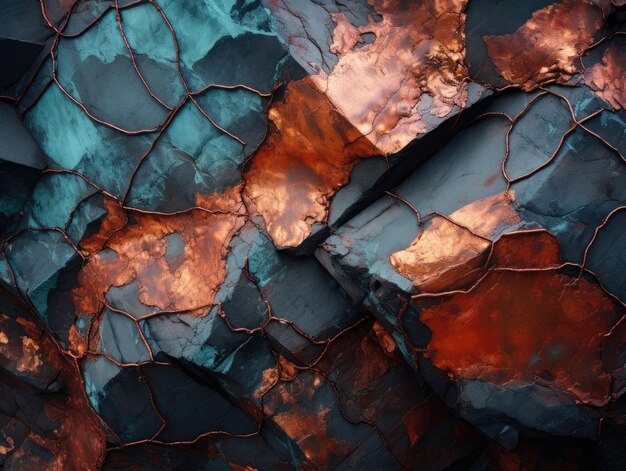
[417,232,622,405]
[254,355,299,398]
[0,436,15,455]
[331,327,399,396]
[314,0,469,154]
[484,0,604,91]
[230,465,258,471]
[400,395,448,447]
[390,193,520,292]
[266,379,352,465]
[259,322,403,466]
[584,41,626,110]
[372,321,396,353]
[0,330,42,375]
[310,326,413,467]
[0,311,107,469]
[0,314,64,377]
[79,197,127,255]
[16,336,43,373]
[72,186,246,342]
[68,324,87,357]
[244,78,379,248]
[391,217,490,292]
[491,230,561,269]
[41,363,108,470]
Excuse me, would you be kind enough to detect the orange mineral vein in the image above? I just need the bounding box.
[72,185,247,341]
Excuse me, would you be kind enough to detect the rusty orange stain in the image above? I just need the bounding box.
[277,355,299,381]
[79,196,127,256]
[416,231,622,406]
[484,0,604,91]
[255,365,280,399]
[316,324,399,402]
[16,336,43,373]
[72,185,246,334]
[68,324,87,357]
[229,465,258,471]
[0,314,63,375]
[267,381,352,466]
[390,193,520,292]
[0,315,106,469]
[41,366,108,470]
[244,78,379,248]
[0,436,15,455]
[314,0,469,154]
[585,41,626,110]
[254,356,298,399]
[491,230,561,269]
[400,395,448,447]
[372,321,396,353]
[391,217,491,292]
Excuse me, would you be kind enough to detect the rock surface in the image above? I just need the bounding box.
[1,0,625,469]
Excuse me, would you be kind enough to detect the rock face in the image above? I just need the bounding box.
[1,0,626,469]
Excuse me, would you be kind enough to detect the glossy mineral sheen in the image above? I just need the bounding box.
[0,1,625,469]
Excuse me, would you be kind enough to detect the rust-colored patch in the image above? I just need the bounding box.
[256,366,279,400]
[400,395,448,447]
[372,321,396,353]
[0,312,106,469]
[79,197,127,256]
[391,217,490,292]
[416,232,622,405]
[320,324,400,384]
[0,314,63,380]
[484,0,604,91]
[262,327,408,465]
[0,436,14,455]
[585,41,626,110]
[351,332,398,392]
[254,355,299,399]
[444,192,520,238]
[16,336,43,373]
[311,323,474,466]
[72,186,246,338]
[68,324,87,357]
[490,230,561,269]
[39,364,107,470]
[390,193,520,292]
[250,0,471,248]
[265,375,352,465]
[244,78,379,248]
[315,0,469,154]
[277,355,299,381]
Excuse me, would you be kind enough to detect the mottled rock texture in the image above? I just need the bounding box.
[1,0,625,469]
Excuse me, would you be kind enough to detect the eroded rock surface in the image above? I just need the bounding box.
[1,1,626,469]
